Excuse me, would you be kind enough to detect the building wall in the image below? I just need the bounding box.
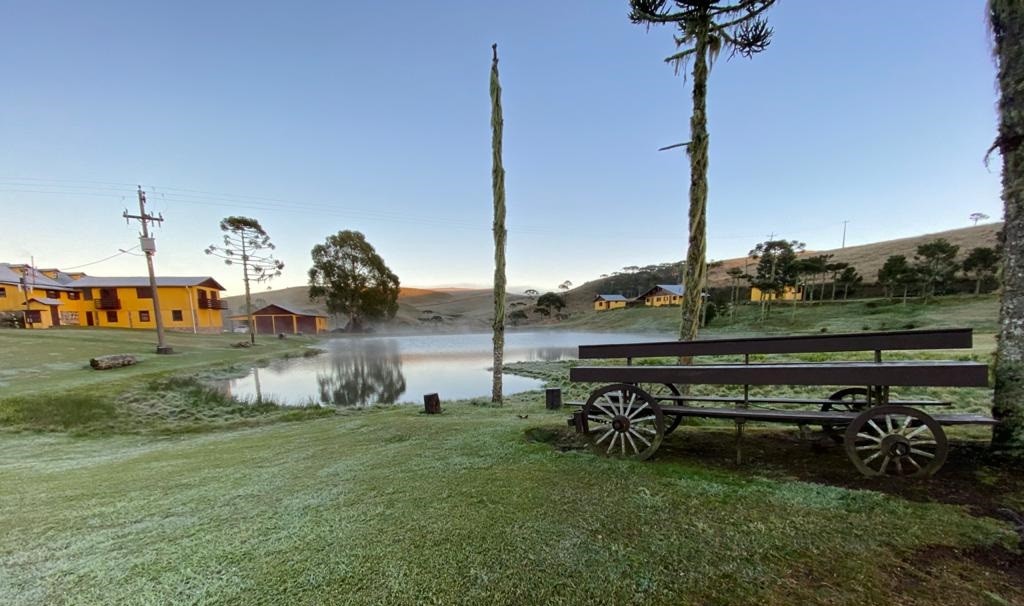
[594,300,626,311]
[0,284,83,327]
[250,313,326,334]
[750,286,803,302]
[644,293,683,307]
[80,285,224,331]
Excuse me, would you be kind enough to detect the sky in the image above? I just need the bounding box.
[0,1,1004,296]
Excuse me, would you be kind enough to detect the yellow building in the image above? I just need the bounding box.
[71,276,227,332]
[1,263,228,331]
[749,285,803,302]
[639,284,684,307]
[0,264,83,328]
[593,294,629,311]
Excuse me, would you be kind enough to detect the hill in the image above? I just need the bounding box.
[225,223,1000,330]
[223,286,530,331]
[564,223,1001,313]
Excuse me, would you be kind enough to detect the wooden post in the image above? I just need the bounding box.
[545,388,562,410]
[423,393,441,414]
[735,419,745,466]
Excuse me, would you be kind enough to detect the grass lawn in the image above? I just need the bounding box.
[0,328,330,434]
[1,396,1020,605]
[2,301,1022,604]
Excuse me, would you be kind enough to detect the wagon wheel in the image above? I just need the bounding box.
[581,383,664,460]
[844,405,948,478]
[636,383,683,435]
[820,387,872,443]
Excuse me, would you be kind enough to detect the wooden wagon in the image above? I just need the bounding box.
[567,328,995,477]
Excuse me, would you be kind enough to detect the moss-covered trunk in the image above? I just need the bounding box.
[490,44,507,405]
[991,0,1024,450]
[680,25,710,344]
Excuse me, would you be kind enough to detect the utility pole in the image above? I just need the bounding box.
[841,220,850,249]
[124,186,172,354]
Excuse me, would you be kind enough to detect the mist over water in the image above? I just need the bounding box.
[225,331,664,406]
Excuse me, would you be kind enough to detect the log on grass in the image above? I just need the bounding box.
[90,354,138,370]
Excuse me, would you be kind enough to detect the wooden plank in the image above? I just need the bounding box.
[653,394,951,406]
[577,328,974,360]
[569,360,989,387]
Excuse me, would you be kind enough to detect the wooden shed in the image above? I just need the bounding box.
[231,304,328,335]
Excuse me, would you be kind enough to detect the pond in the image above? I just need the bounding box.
[224,331,667,407]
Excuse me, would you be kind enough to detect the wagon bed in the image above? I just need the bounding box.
[566,328,996,478]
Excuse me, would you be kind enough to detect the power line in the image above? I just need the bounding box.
[57,245,141,270]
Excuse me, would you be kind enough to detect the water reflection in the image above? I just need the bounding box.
[316,340,406,406]
[227,331,666,407]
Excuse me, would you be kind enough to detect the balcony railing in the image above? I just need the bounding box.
[95,298,121,310]
[198,299,228,310]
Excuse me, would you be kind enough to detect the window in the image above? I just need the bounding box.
[135,287,153,299]
[83,289,93,300]
[46,290,61,299]
[26,310,42,324]
[106,311,118,323]
[0,287,5,298]
[139,310,151,322]
[67,291,80,300]
[172,310,183,322]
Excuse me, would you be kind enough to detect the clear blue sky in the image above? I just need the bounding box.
[0,1,1002,296]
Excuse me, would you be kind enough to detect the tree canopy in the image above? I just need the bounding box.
[204,216,284,344]
[913,239,960,300]
[308,231,400,332]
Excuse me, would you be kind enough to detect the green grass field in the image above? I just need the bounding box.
[0,328,330,434]
[1,398,1019,605]
[1,299,1022,605]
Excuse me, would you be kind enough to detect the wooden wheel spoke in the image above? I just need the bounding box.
[629,428,651,447]
[583,384,665,460]
[909,448,934,459]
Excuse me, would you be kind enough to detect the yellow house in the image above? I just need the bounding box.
[639,284,684,307]
[0,264,83,328]
[750,285,803,302]
[593,294,629,311]
[70,276,227,332]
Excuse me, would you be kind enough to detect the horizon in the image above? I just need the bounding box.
[0,1,1003,297]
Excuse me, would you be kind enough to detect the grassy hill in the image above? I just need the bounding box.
[564,223,1001,313]
[226,223,1001,331]
[223,286,530,331]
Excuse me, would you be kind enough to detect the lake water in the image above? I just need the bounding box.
[225,331,666,406]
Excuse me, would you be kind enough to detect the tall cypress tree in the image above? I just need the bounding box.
[989,0,1024,450]
[490,43,508,404]
[629,0,776,342]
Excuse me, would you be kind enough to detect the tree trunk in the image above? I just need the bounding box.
[242,238,255,346]
[679,19,710,346]
[975,276,983,295]
[90,354,137,370]
[490,44,507,404]
[990,0,1024,450]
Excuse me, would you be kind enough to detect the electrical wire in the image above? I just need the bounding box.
[57,245,141,270]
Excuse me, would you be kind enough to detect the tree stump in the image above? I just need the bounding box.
[423,393,442,414]
[545,388,562,410]
[89,354,138,370]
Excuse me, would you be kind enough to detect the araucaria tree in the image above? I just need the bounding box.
[629,0,776,341]
[989,0,1024,450]
[205,216,284,345]
[913,239,960,300]
[308,230,400,332]
[490,43,508,404]
[963,246,1000,295]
